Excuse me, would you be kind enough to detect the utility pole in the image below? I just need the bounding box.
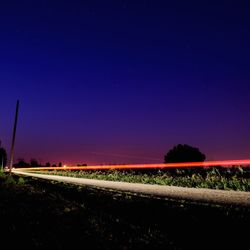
[9,100,19,171]
[0,140,2,170]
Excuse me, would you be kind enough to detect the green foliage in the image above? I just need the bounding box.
[37,166,250,192]
[5,174,16,185]
[17,177,26,185]
[0,169,5,178]
[0,172,26,186]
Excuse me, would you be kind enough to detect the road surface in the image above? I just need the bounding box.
[12,169,250,207]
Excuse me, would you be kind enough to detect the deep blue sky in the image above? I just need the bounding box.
[0,0,250,165]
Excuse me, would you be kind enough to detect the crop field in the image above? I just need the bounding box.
[0,171,250,250]
[34,166,250,191]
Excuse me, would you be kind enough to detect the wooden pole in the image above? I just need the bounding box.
[9,100,19,171]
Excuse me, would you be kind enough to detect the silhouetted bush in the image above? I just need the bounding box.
[14,159,30,168]
[0,147,7,168]
[164,144,206,176]
[30,158,40,167]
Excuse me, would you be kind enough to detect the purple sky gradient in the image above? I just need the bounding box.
[0,1,250,165]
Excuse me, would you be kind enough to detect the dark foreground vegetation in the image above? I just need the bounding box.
[0,172,249,250]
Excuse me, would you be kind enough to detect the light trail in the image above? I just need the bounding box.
[14,159,250,172]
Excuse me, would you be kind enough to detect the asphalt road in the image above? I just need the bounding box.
[13,169,250,207]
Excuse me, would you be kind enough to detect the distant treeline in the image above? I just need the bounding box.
[13,159,87,168]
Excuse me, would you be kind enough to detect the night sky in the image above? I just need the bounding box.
[0,0,250,165]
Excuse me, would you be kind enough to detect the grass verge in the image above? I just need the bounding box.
[34,166,250,191]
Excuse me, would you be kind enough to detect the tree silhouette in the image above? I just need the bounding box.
[30,158,39,167]
[14,158,30,168]
[45,162,51,167]
[164,144,206,163]
[58,162,62,167]
[0,147,7,168]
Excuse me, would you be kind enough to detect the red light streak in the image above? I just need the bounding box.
[14,159,250,171]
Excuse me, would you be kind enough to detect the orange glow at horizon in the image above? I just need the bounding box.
[14,159,250,172]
